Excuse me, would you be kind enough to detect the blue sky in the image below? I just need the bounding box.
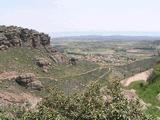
[0,0,160,34]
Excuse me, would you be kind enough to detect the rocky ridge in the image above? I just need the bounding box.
[0,25,50,50]
[0,25,69,109]
[0,25,68,64]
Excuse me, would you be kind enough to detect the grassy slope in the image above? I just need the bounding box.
[128,64,160,117]
[1,47,159,118]
[0,47,45,75]
[0,47,109,96]
[40,67,110,95]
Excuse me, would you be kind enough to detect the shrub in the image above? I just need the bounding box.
[19,81,154,120]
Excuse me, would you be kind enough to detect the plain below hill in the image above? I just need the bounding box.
[54,35,160,42]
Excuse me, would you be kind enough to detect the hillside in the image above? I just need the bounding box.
[0,26,158,119]
[0,26,111,111]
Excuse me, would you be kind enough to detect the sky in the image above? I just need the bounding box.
[0,0,160,35]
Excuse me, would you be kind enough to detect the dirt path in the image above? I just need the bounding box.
[37,67,111,81]
[121,69,153,87]
[74,67,100,76]
[0,71,18,81]
[97,68,111,80]
[37,67,101,80]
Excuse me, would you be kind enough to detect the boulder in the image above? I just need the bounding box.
[28,81,43,91]
[15,73,36,86]
[15,73,43,91]
[35,58,50,67]
[35,57,51,72]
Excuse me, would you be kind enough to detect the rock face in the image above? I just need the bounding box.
[0,25,50,49]
[0,25,68,64]
[15,73,43,91]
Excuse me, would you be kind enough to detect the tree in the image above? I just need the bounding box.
[20,81,154,120]
[69,58,77,65]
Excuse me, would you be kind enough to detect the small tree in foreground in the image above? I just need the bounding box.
[19,80,154,120]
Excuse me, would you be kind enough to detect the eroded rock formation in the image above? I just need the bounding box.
[35,57,51,72]
[0,25,50,49]
[15,73,43,91]
[0,25,68,64]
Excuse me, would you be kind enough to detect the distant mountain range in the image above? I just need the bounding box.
[50,31,160,41]
[50,31,160,38]
[53,35,160,41]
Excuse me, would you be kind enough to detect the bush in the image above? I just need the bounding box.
[19,81,154,120]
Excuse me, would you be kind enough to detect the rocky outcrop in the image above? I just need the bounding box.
[0,25,68,64]
[35,57,51,72]
[27,81,43,91]
[15,73,43,91]
[0,25,50,49]
[15,73,36,86]
[44,46,69,64]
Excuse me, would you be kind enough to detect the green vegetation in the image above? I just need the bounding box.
[0,47,109,96]
[0,47,99,77]
[1,40,160,119]
[0,47,45,75]
[129,80,160,106]
[40,67,110,95]
[129,63,160,117]
[0,81,154,120]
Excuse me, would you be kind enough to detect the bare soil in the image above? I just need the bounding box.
[121,69,153,87]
